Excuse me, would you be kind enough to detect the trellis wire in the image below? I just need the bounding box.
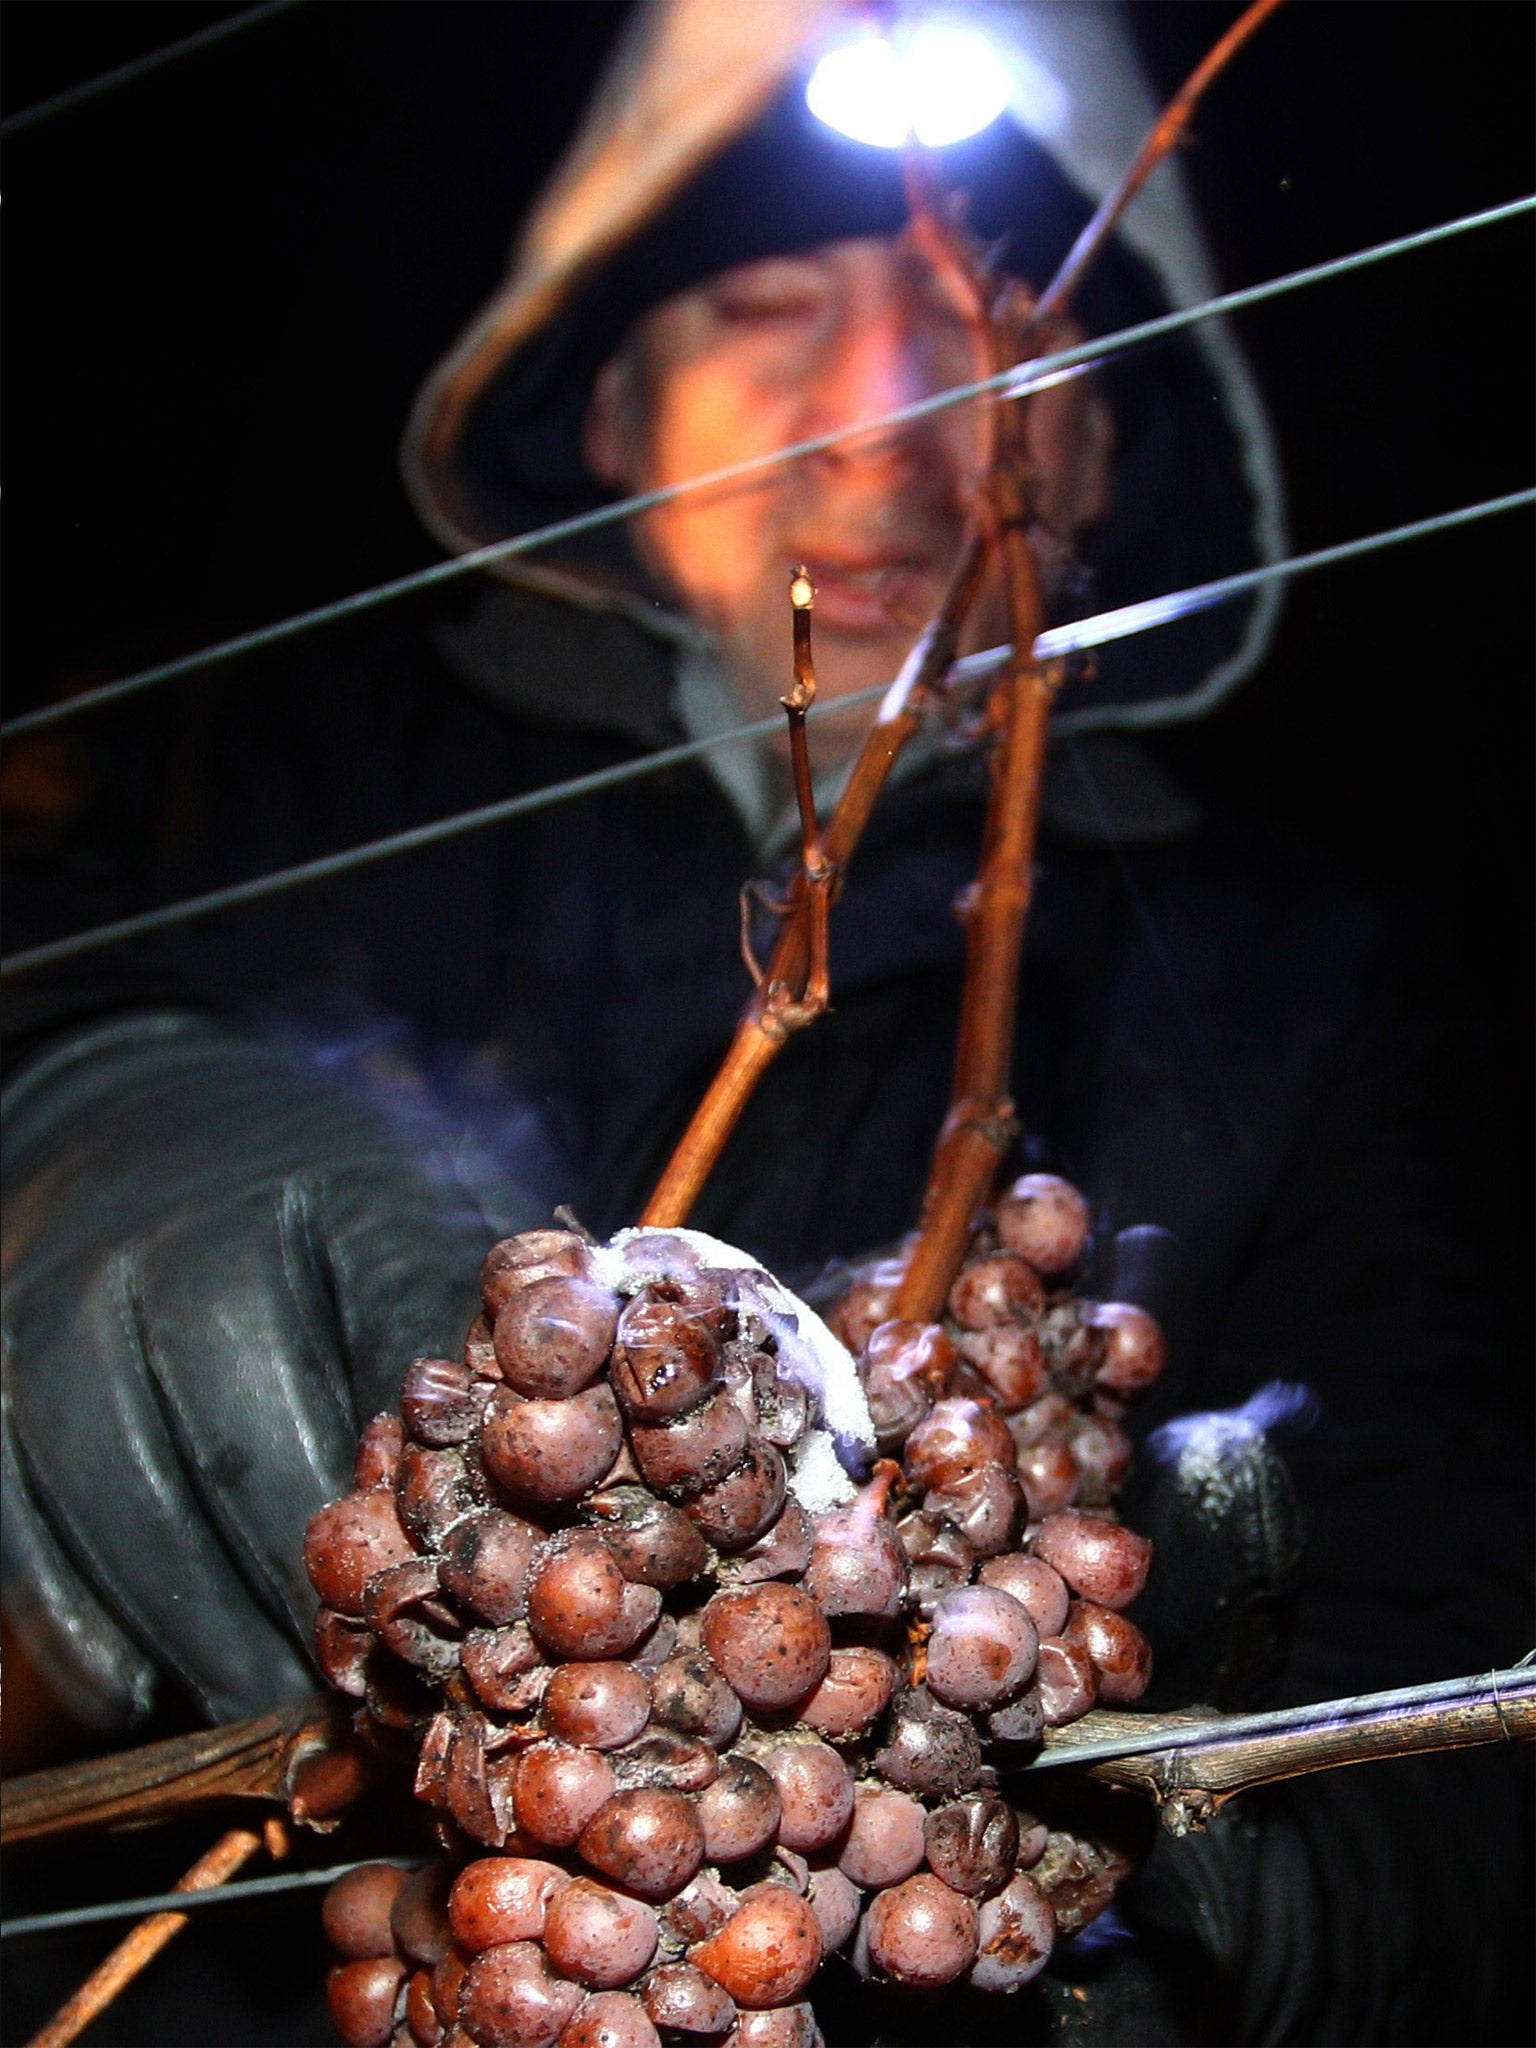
[3,193,1530,745]
[0,1,305,142]
[1,487,1529,984]
[4,1661,1529,1941]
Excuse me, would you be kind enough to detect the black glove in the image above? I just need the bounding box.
[1,1009,544,1729]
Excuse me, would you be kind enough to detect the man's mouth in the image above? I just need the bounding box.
[792,553,938,633]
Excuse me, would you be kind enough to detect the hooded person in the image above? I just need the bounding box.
[1,6,1527,2045]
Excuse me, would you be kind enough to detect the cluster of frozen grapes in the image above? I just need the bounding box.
[307,1174,1164,2048]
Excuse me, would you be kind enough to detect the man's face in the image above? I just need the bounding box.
[585,235,1108,769]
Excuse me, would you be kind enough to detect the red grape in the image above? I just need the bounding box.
[862,1874,979,1987]
[459,1941,584,2048]
[577,1789,706,1900]
[327,1956,406,2048]
[700,1585,830,1712]
[448,1859,568,1952]
[696,1754,782,1863]
[481,1385,623,1506]
[925,1587,1038,1711]
[494,1277,619,1401]
[512,1744,618,1849]
[969,1872,1055,1991]
[993,1175,1090,1275]
[977,1554,1070,1637]
[758,1739,854,1853]
[543,1663,652,1751]
[836,1784,926,1889]
[922,1795,1019,1898]
[691,1884,823,2007]
[1031,1511,1151,1609]
[542,1879,658,1988]
[947,1253,1045,1331]
[324,1863,408,1960]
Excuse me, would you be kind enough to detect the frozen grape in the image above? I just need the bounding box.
[392,1863,456,1967]
[923,1464,1026,1558]
[315,1608,374,1696]
[495,1277,619,1400]
[577,1789,706,1900]
[925,1587,1038,1711]
[305,1492,416,1620]
[542,1879,658,1988]
[977,1554,1070,1638]
[612,1284,724,1420]
[557,1991,661,2048]
[970,1872,1055,1992]
[903,1400,1015,1490]
[984,1688,1045,1745]
[746,1352,810,1449]
[648,1653,743,1750]
[1067,1413,1133,1506]
[797,1647,898,1740]
[696,1754,782,1863]
[922,1796,1018,1897]
[947,1253,1045,1332]
[526,1533,662,1661]
[832,1261,906,1353]
[955,1324,1048,1412]
[512,1743,619,1849]
[691,1884,823,2007]
[641,1962,736,2036]
[327,1956,406,2048]
[700,1585,830,1712]
[895,1510,973,1617]
[1033,1638,1099,1724]
[355,1413,406,1490]
[441,1510,543,1627]
[873,1689,983,1800]
[465,1314,500,1381]
[397,1444,480,1549]
[758,1739,854,1853]
[481,1385,623,1507]
[630,1390,749,1499]
[836,1784,926,1890]
[660,1872,738,1948]
[1090,1302,1167,1395]
[686,1438,786,1550]
[543,1663,652,1751]
[802,1486,907,1619]
[324,1863,409,1960]
[1062,1600,1152,1702]
[993,1175,1090,1275]
[1031,1511,1151,1610]
[805,1867,862,1954]
[716,1497,814,1585]
[859,1321,954,1453]
[404,1357,486,1447]
[1014,1439,1080,1519]
[584,1488,709,1590]
[1037,1301,1107,1397]
[609,1729,719,1795]
[482,1231,592,1315]
[461,1625,545,1712]
[863,1874,979,1987]
[722,2009,820,2048]
[449,1859,568,1952]
[405,1967,440,2045]
[460,1941,584,2048]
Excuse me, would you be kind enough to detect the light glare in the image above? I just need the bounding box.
[806,23,1012,149]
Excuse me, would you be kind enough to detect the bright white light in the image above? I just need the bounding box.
[806,22,1012,149]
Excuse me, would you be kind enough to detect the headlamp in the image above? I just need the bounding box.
[805,17,1014,149]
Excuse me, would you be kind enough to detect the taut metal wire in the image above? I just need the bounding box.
[0,1,305,143]
[3,194,1530,746]
[1,488,1529,983]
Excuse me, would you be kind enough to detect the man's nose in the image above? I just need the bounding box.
[798,313,943,473]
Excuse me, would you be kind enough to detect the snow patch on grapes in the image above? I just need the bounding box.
[597,1227,875,1479]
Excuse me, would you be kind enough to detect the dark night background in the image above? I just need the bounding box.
[1,3,1532,2042]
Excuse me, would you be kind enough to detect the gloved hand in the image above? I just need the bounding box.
[1,1009,544,1730]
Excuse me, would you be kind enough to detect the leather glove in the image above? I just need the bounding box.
[1,1009,544,1730]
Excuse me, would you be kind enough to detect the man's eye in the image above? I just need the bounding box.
[711,287,823,325]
